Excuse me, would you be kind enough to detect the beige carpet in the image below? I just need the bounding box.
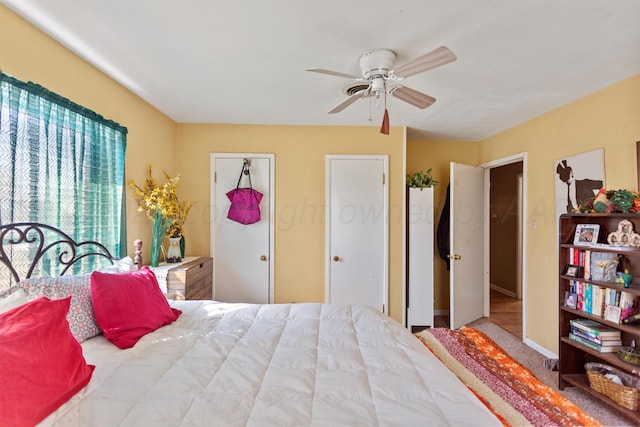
[467,318,632,427]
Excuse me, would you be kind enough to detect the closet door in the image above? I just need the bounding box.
[326,155,388,312]
[211,154,274,303]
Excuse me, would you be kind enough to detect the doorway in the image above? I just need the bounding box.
[435,154,527,336]
[325,155,388,312]
[210,153,275,304]
[486,157,525,339]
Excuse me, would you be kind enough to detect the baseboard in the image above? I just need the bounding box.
[490,284,518,299]
[524,337,558,360]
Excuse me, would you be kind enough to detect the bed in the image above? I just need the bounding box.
[0,223,597,427]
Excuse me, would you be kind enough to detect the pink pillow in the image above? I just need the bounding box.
[0,297,95,427]
[90,266,181,349]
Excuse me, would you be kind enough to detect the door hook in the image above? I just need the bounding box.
[243,158,251,175]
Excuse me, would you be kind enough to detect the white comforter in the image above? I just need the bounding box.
[41,301,501,426]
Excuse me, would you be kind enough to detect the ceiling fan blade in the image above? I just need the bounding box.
[390,86,436,109]
[391,46,457,78]
[306,68,361,80]
[328,89,368,114]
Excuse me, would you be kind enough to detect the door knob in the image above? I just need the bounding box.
[447,254,462,260]
[260,255,267,261]
[333,256,340,262]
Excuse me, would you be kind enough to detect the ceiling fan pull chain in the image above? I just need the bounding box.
[380,90,390,135]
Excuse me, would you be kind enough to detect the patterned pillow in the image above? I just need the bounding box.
[17,274,100,343]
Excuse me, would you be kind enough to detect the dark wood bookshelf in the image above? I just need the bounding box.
[559,213,640,423]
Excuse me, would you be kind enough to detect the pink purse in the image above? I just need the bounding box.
[226,162,263,225]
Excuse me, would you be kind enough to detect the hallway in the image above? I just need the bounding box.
[432,289,522,339]
[489,289,522,339]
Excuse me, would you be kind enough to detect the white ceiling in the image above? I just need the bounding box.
[3,0,640,141]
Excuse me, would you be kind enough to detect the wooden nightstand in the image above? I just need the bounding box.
[157,257,213,300]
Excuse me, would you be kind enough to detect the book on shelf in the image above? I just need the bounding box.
[566,278,637,322]
[569,326,622,346]
[590,252,619,282]
[604,288,621,314]
[568,333,620,353]
[619,291,640,321]
[584,250,591,280]
[569,318,621,337]
[567,247,621,282]
[569,323,621,341]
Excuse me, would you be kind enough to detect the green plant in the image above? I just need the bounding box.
[406,168,438,189]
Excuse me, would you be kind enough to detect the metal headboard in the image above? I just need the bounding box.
[0,222,117,284]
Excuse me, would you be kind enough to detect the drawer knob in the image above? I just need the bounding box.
[260,255,268,261]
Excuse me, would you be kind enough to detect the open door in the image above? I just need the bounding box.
[449,162,485,329]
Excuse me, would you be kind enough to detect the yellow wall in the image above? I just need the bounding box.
[406,141,480,311]
[0,5,178,253]
[478,74,640,352]
[408,75,640,353]
[176,124,407,320]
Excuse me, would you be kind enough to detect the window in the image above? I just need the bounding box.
[0,72,127,285]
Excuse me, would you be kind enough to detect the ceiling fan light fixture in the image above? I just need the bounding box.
[371,76,385,95]
[359,49,396,79]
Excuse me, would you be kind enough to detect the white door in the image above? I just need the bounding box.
[450,162,485,329]
[326,155,388,313]
[211,154,274,303]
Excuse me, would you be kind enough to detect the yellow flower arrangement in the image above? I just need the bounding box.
[128,164,193,238]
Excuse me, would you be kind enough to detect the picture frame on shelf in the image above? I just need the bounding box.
[573,224,600,245]
[605,305,622,324]
[564,264,583,278]
[564,291,577,309]
[607,219,640,247]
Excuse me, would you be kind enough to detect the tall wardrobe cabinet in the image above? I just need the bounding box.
[406,186,435,330]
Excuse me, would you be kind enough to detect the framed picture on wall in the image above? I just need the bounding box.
[554,149,605,220]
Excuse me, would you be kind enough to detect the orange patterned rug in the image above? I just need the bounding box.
[417,327,601,427]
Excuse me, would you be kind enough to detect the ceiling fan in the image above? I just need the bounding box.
[307,46,456,134]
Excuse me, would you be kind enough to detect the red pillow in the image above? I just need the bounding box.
[90,266,181,349]
[0,297,95,427]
